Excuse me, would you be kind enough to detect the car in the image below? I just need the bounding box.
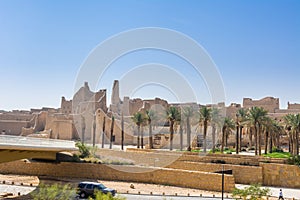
[77,181,116,198]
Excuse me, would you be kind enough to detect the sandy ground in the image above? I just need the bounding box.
[0,174,39,186]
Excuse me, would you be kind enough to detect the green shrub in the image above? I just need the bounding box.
[288,155,300,166]
[232,184,270,200]
[75,141,91,158]
[91,190,126,200]
[31,183,76,200]
[263,152,290,159]
[272,147,284,153]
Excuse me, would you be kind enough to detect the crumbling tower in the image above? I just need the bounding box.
[110,80,121,113]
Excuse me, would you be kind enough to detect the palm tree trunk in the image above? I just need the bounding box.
[187,117,191,151]
[212,124,216,153]
[170,121,174,150]
[121,114,124,150]
[288,132,293,155]
[264,130,268,154]
[249,127,253,149]
[297,131,299,155]
[149,122,153,149]
[141,126,144,149]
[276,133,280,149]
[221,127,225,153]
[258,125,262,156]
[102,116,105,148]
[137,125,140,148]
[236,124,239,154]
[294,132,298,156]
[225,131,228,147]
[254,125,258,155]
[269,131,273,153]
[239,126,243,152]
[110,117,114,149]
[180,123,183,151]
[203,120,207,153]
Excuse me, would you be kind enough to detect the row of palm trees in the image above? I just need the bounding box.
[130,105,300,156]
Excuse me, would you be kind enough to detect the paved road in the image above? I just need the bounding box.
[120,194,231,199]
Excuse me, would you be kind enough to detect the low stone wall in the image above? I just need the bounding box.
[167,161,263,185]
[261,163,300,188]
[0,161,235,192]
[124,149,287,166]
[177,153,287,166]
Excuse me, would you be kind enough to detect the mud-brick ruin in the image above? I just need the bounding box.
[1,80,300,148]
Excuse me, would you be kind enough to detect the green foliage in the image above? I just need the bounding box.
[288,155,300,166]
[232,184,270,200]
[31,183,76,200]
[132,112,146,126]
[75,141,101,163]
[209,148,220,153]
[209,147,234,154]
[263,152,291,158]
[75,141,91,158]
[166,106,181,122]
[224,147,235,154]
[90,190,126,200]
[272,147,284,153]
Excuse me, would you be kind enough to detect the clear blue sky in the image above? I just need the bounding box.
[0,0,299,111]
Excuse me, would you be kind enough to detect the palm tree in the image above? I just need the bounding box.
[199,106,211,153]
[211,108,220,153]
[146,110,155,149]
[109,116,114,149]
[237,108,247,153]
[121,113,124,150]
[132,112,145,149]
[183,106,194,151]
[270,120,283,153]
[284,114,300,156]
[179,122,184,151]
[261,116,272,154]
[101,116,106,148]
[166,106,181,151]
[221,117,234,153]
[92,114,96,147]
[247,107,268,155]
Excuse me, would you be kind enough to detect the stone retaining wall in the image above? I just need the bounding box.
[261,163,300,188]
[167,161,263,184]
[0,161,235,192]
